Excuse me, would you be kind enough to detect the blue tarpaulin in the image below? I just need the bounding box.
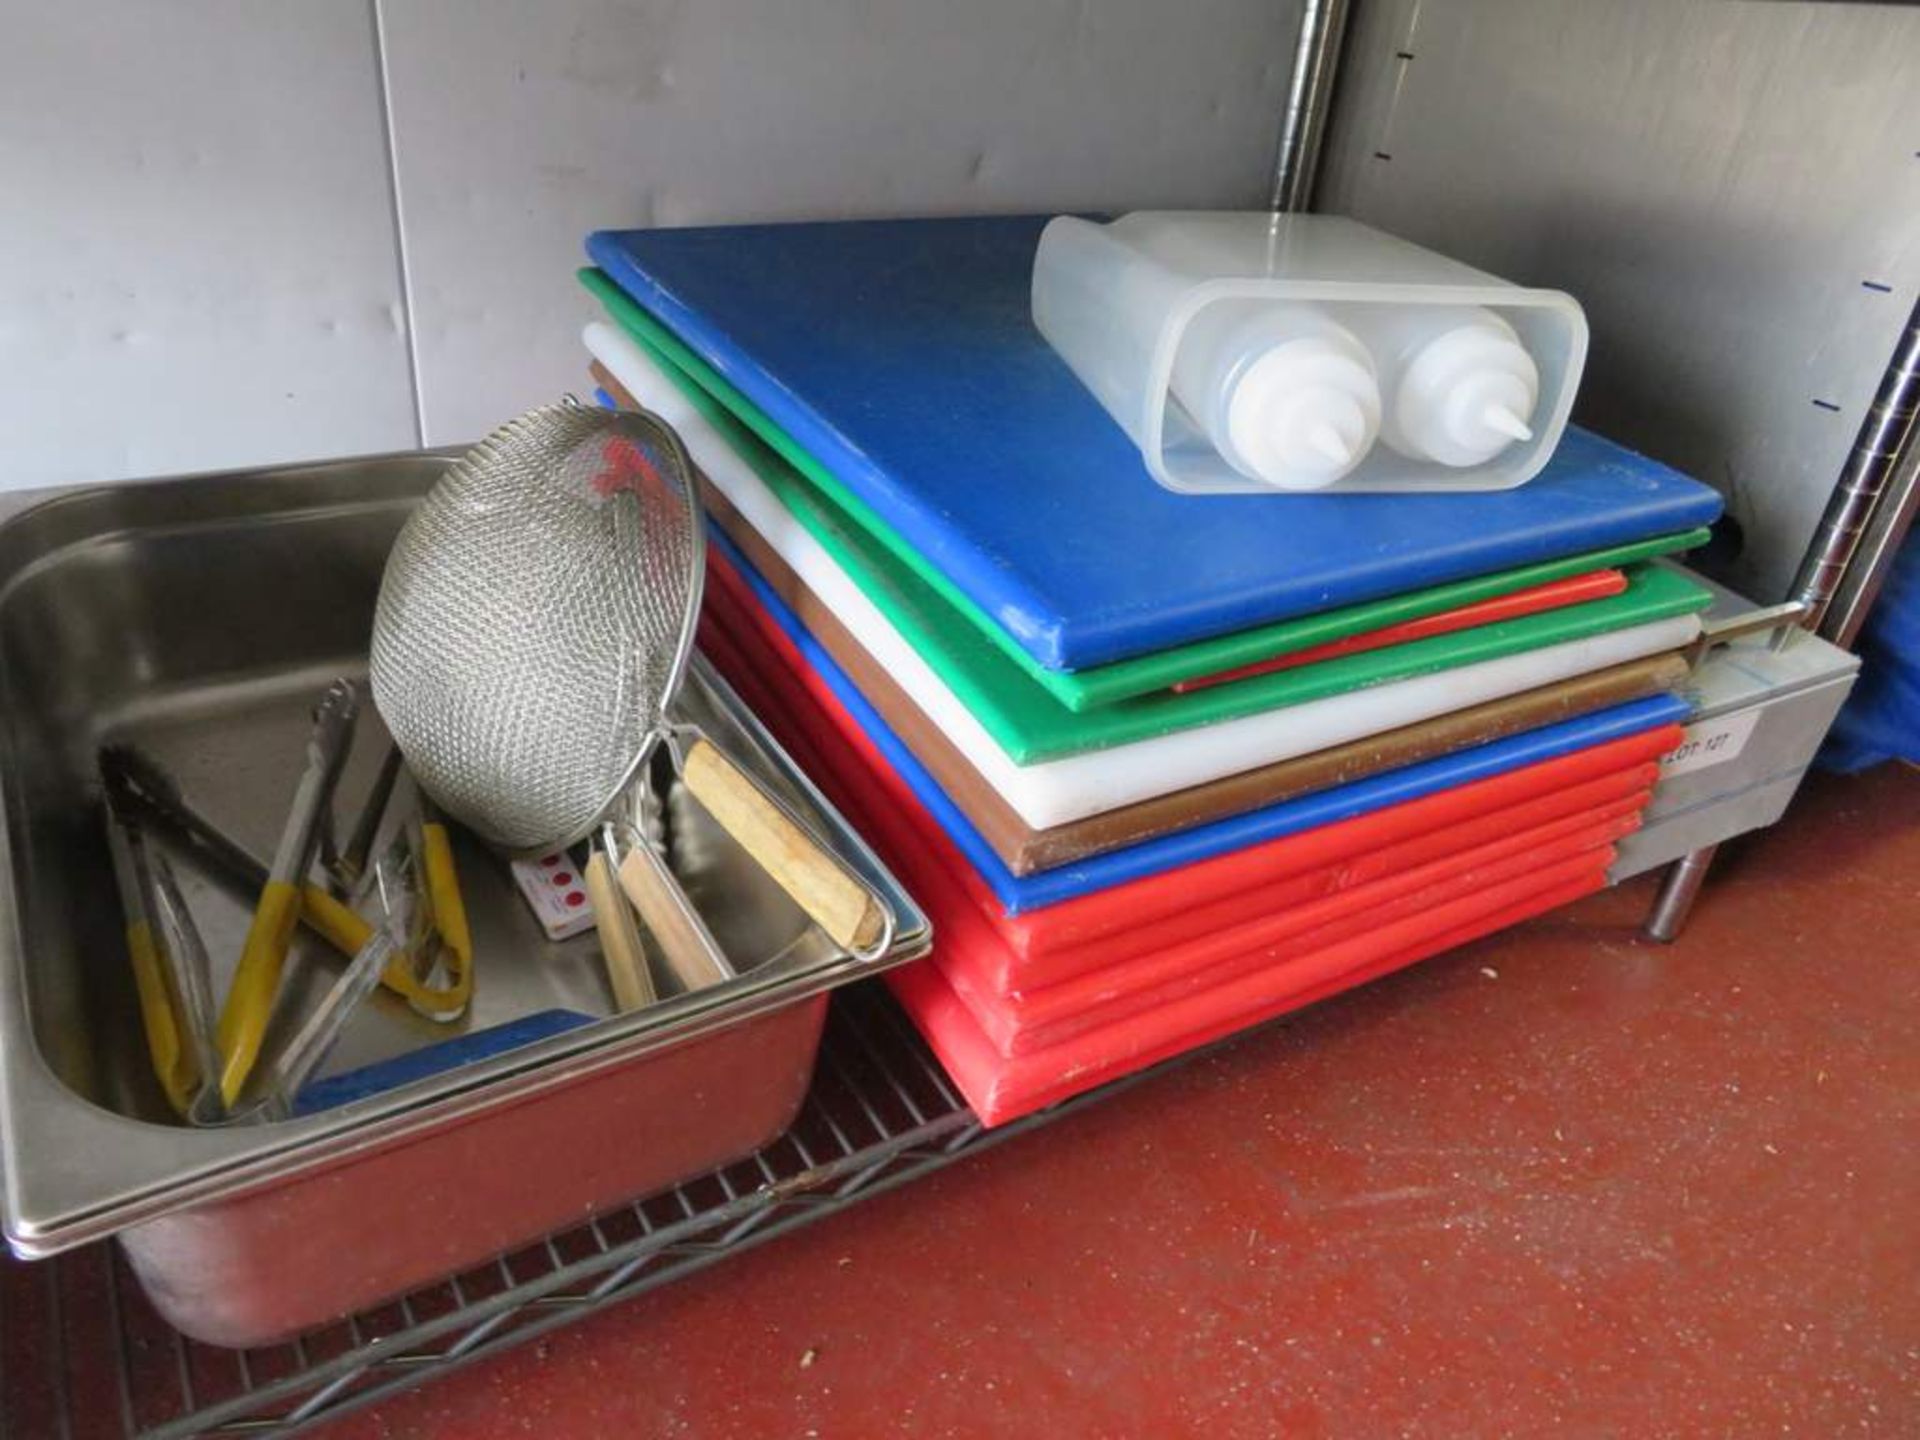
[1822,530,1920,771]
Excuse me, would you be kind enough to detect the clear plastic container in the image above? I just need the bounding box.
[1030,211,1588,495]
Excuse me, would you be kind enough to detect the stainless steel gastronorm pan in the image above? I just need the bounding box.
[0,453,928,1346]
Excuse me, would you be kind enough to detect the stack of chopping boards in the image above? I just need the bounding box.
[575,216,1724,1125]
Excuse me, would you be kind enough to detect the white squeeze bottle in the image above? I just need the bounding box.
[1344,305,1540,468]
[1168,300,1383,491]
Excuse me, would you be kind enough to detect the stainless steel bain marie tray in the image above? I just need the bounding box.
[0,453,928,1346]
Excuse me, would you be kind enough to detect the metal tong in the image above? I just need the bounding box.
[226,860,415,1124]
[223,799,459,1122]
[102,797,222,1118]
[215,680,361,1104]
[184,855,415,1127]
[386,785,473,1024]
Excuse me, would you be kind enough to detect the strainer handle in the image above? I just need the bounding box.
[585,846,656,1012]
[616,836,734,993]
[680,736,894,959]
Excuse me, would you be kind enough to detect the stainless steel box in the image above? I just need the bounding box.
[1611,572,1860,881]
[0,455,928,1346]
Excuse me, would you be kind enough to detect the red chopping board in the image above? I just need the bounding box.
[923,803,1642,1056]
[1171,569,1629,692]
[884,864,1608,1127]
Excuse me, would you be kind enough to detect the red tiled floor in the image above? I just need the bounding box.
[310,764,1919,1438]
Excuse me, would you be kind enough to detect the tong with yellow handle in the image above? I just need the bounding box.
[216,681,360,1105]
[126,919,195,1113]
[103,802,223,1118]
[391,802,473,1022]
[104,814,197,1115]
[215,730,479,1101]
[315,766,472,1022]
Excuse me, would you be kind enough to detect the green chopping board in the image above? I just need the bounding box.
[581,268,1708,713]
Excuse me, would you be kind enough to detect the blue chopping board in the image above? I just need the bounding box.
[586,216,1724,672]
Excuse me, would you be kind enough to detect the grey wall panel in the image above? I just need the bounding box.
[1319,0,1920,603]
[378,0,1300,447]
[0,2,417,491]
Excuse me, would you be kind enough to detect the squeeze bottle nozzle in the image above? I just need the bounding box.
[1345,306,1542,469]
[1169,302,1382,491]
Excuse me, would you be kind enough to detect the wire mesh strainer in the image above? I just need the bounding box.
[371,402,892,972]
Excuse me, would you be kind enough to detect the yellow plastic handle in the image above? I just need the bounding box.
[421,824,472,971]
[299,883,372,954]
[299,880,468,1019]
[382,821,473,1021]
[126,920,196,1117]
[217,879,303,1105]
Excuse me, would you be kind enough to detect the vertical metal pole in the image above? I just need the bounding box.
[1824,440,1920,652]
[1788,298,1920,641]
[1644,843,1720,944]
[1269,0,1353,212]
[1817,308,1920,650]
[1645,296,1920,942]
